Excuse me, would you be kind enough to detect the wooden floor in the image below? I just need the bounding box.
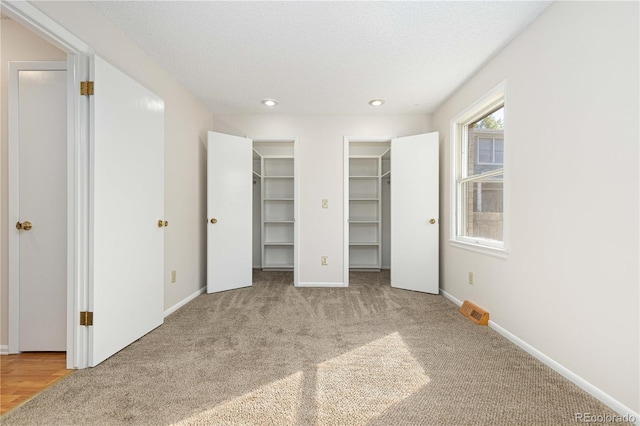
[1,352,74,415]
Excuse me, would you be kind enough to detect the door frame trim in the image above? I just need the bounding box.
[2,0,93,369]
[342,135,395,287]
[8,61,68,354]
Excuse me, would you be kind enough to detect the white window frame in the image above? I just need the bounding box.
[450,81,509,257]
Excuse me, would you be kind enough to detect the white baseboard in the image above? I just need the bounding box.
[164,286,206,317]
[489,321,639,424]
[296,282,346,288]
[440,289,463,306]
[0,345,8,355]
[439,288,639,425]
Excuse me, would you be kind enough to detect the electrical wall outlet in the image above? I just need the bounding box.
[171,270,177,284]
[322,199,328,209]
[468,272,474,285]
[321,256,328,266]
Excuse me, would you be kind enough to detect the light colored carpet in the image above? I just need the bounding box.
[2,271,620,425]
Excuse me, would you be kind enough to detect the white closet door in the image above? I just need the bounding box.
[16,67,67,351]
[391,132,439,294]
[90,56,165,366]
[207,131,253,293]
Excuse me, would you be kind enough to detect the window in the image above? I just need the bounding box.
[477,137,504,165]
[451,83,507,254]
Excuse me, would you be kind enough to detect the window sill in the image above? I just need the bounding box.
[449,239,509,259]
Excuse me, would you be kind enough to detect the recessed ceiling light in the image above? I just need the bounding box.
[368,99,385,107]
[261,99,278,107]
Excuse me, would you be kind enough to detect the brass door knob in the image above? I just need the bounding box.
[164,221,168,227]
[210,218,217,224]
[16,221,33,231]
[158,220,168,228]
[429,219,437,225]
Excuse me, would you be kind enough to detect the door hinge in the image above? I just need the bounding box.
[80,311,94,326]
[80,81,94,96]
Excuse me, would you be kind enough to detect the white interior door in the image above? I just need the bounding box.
[89,56,165,366]
[12,64,67,351]
[207,131,253,293]
[391,132,439,293]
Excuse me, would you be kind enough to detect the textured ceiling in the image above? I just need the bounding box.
[90,1,551,114]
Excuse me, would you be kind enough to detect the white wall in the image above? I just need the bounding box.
[433,1,638,414]
[29,1,212,313]
[0,18,67,348]
[212,114,431,284]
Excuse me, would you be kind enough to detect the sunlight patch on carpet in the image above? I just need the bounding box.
[315,331,430,424]
[174,371,304,425]
[174,332,428,425]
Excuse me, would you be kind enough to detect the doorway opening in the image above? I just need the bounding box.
[252,140,296,285]
[344,137,393,287]
[2,0,91,370]
[344,133,440,293]
[206,132,299,293]
[4,6,70,361]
